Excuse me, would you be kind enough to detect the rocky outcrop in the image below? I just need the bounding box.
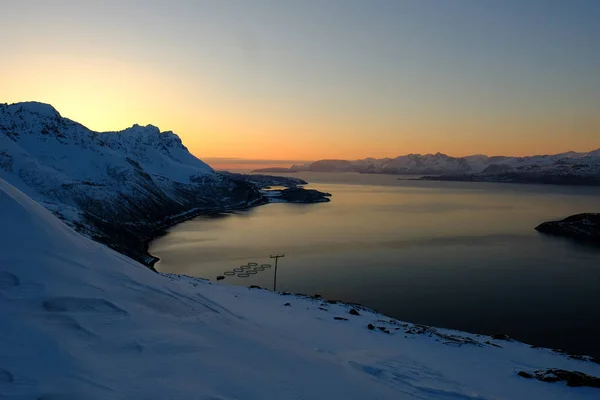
[276,187,331,203]
[518,369,600,388]
[535,214,600,244]
[219,171,331,203]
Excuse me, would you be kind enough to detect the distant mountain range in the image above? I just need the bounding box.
[254,150,600,186]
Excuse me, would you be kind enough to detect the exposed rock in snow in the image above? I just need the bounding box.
[1,177,599,399]
[518,369,600,388]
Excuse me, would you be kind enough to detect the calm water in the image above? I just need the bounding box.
[151,172,600,356]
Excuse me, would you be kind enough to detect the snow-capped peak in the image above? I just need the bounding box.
[585,148,600,158]
[275,149,600,176]
[0,102,264,263]
[120,123,161,135]
[10,101,61,119]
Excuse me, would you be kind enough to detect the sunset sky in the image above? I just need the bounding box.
[2,0,599,168]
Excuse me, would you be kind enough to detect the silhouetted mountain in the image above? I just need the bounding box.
[254,150,600,186]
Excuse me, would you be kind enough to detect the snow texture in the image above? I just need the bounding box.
[1,177,599,399]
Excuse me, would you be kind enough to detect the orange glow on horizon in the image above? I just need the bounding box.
[2,2,600,166]
[2,55,599,163]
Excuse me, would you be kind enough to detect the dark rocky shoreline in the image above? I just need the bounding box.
[535,213,600,245]
[413,173,600,186]
[242,286,600,362]
[93,172,332,271]
[275,187,332,203]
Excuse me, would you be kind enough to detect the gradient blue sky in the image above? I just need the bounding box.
[2,0,599,163]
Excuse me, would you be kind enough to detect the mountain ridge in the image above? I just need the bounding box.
[0,101,274,265]
[257,149,600,174]
[254,149,600,185]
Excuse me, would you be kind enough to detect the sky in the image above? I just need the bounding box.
[1,0,599,167]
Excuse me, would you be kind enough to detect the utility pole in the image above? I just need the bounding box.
[270,254,285,292]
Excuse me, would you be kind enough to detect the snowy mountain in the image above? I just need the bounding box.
[255,150,600,181]
[2,177,599,399]
[0,102,265,264]
[417,152,600,186]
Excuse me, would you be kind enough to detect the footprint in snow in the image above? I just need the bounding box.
[42,314,99,340]
[0,368,14,384]
[0,270,44,298]
[0,271,19,290]
[0,367,37,390]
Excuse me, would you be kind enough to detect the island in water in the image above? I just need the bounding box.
[219,171,331,203]
[536,213,600,244]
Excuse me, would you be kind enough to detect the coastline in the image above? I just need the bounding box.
[147,208,596,361]
[140,184,332,271]
[73,171,330,272]
[408,174,600,186]
[141,199,268,271]
[166,273,600,363]
[140,176,600,359]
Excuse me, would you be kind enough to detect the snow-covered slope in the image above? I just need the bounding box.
[2,178,599,399]
[258,150,600,177]
[0,102,263,263]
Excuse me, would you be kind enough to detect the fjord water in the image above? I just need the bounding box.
[151,172,600,356]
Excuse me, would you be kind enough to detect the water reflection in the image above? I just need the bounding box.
[150,172,600,356]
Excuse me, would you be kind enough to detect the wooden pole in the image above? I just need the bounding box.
[270,254,284,292]
[274,257,278,292]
